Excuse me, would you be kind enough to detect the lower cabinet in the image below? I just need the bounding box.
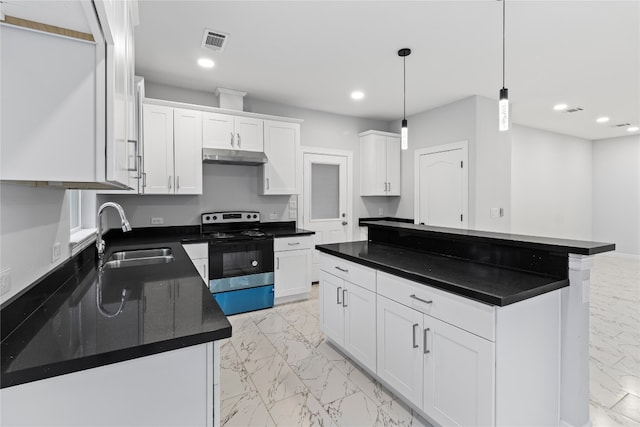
[319,270,377,373]
[319,252,561,427]
[274,236,312,303]
[183,243,209,284]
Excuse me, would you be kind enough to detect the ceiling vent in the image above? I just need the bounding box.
[563,107,584,113]
[202,29,229,51]
[610,122,631,128]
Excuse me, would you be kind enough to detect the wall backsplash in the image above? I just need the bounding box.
[99,164,293,229]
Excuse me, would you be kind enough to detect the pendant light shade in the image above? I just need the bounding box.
[498,0,509,131]
[398,48,411,150]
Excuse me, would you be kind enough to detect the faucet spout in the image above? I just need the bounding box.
[96,202,132,258]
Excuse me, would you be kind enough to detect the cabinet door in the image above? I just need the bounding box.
[173,108,203,195]
[319,271,345,346]
[261,121,299,194]
[274,249,311,298]
[386,136,401,196]
[202,112,234,149]
[142,104,173,194]
[376,295,423,408]
[423,315,495,426]
[235,116,264,152]
[344,282,376,373]
[360,134,388,196]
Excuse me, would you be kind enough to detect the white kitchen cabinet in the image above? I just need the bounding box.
[376,295,424,408]
[142,104,203,195]
[359,131,401,196]
[1,343,214,427]
[259,121,300,195]
[183,243,209,284]
[423,315,495,427]
[0,1,133,189]
[319,256,377,373]
[274,235,312,303]
[202,112,263,152]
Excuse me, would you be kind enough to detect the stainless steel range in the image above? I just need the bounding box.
[202,211,274,315]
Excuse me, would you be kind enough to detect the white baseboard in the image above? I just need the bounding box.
[600,251,640,261]
[560,419,592,427]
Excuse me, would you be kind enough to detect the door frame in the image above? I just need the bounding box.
[414,140,469,228]
[297,146,354,242]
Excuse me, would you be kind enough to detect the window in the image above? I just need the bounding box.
[69,190,81,233]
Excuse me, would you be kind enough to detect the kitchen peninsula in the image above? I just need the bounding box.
[317,221,614,427]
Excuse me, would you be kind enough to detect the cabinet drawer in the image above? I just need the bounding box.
[274,235,313,252]
[183,243,208,260]
[377,271,495,341]
[319,254,376,292]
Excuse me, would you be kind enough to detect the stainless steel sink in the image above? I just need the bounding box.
[102,248,174,270]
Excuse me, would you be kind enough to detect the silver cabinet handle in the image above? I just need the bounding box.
[412,323,419,349]
[135,155,143,179]
[335,266,348,273]
[203,263,207,280]
[142,172,147,188]
[424,328,431,354]
[230,132,234,147]
[266,178,270,190]
[176,176,180,191]
[342,289,347,307]
[276,257,280,269]
[384,182,387,192]
[410,294,433,305]
[336,286,342,304]
[237,133,241,148]
[127,140,138,171]
[288,242,300,246]
[388,182,391,192]
[168,176,172,190]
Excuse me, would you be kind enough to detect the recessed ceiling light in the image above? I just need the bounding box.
[596,116,610,123]
[628,126,639,132]
[350,91,364,100]
[553,103,568,111]
[197,58,214,68]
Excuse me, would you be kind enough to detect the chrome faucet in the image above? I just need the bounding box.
[96,202,132,258]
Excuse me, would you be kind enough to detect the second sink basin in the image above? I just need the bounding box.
[103,248,174,270]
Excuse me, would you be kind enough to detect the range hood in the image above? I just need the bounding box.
[202,148,268,166]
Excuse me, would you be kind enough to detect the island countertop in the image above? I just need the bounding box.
[316,240,569,306]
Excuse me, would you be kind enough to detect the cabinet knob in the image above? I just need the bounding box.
[230,132,234,147]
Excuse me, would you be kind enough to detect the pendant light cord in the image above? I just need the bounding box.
[403,56,407,120]
[502,0,506,88]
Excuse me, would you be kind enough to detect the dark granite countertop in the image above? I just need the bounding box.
[1,238,232,389]
[363,221,615,256]
[316,241,569,306]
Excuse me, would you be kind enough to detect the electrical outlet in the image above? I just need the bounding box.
[151,217,164,225]
[52,242,62,263]
[269,212,279,220]
[0,268,11,296]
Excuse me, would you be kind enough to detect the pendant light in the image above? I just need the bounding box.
[398,48,411,150]
[498,0,509,131]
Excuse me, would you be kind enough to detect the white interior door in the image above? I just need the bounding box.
[302,151,351,281]
[415,142,468,229]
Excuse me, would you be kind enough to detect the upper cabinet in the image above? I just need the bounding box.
[359,131,401,196]
[259,121,300,195]
[0,0,138,189]
[202,112,263,152]
[142,104,203,195]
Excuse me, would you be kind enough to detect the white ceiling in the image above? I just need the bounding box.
[35,1,640,140]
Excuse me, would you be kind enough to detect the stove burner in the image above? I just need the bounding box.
[241,230,266,237]
[209,232,234,239]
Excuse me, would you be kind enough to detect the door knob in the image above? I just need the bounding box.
[341,221,348,226]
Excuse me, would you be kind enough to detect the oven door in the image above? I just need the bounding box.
[208,239,274,293]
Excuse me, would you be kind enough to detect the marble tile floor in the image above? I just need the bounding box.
[219,254,640,426]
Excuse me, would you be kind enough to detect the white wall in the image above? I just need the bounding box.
[0,183,71,303]
[103,81,394,232]
[392,96,477,222]
[592,134,640,255]
[511,125,593,241]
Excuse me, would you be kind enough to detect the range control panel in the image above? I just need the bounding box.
[201,211,260,224]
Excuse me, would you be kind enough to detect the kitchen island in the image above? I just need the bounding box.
[0,236,232,426]
[317,221,614,427]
